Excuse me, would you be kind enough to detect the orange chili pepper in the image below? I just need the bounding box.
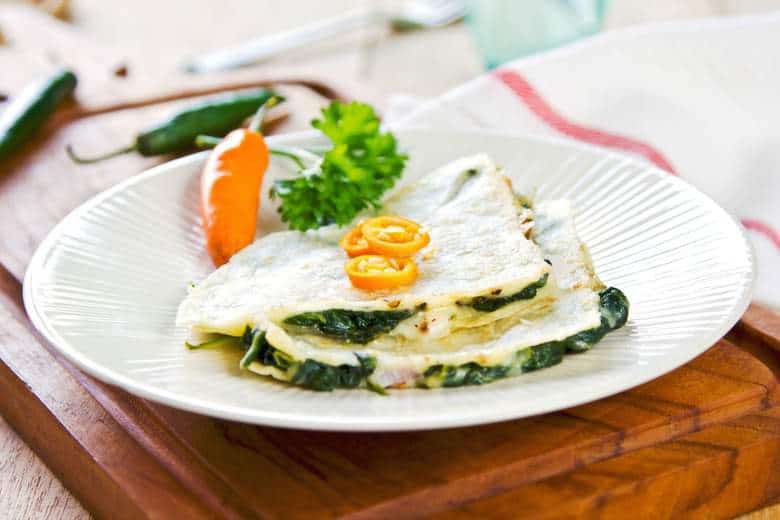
[339,226,372,257]
[345,255,418,290]
[201,127,269,266]
[360,216,430,258]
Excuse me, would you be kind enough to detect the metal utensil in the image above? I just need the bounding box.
[183,0,465,74]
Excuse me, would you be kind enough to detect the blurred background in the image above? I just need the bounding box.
[2,0,780,101]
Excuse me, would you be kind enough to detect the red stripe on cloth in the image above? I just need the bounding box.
[493,69,780,251]
[493,69,678,175]
[741,218,780,248]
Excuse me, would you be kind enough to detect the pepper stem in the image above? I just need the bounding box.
[248,96,280,133]
[269,145,321,170]
[270,148,307,169]
[66,143,137,164]
[194,135,223,149]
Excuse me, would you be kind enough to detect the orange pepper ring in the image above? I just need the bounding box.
[345,255,418,290]
[360,216,430,257]
[339,226,372,257]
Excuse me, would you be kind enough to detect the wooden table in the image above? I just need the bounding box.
[2,1,780,518]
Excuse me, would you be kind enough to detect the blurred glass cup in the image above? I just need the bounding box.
[465,0,609,69]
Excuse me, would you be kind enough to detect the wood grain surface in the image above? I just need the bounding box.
[2,1,780,519]
[0,414,86,519]
[434,408,780,519]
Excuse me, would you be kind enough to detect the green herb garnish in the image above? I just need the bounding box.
[271,101,408,231]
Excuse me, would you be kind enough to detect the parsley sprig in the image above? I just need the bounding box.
[271,101,408,231]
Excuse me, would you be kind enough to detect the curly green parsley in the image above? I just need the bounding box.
[271,101,408,231]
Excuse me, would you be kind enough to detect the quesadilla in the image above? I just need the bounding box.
[177,155,628,391]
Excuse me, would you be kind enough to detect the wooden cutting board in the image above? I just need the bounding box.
[2,6,780,519]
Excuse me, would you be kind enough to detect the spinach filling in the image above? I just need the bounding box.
[281,274,551,344]
[419,287,629,388]
[422,363,511,387]
[419,343,567,388]
[465,274,549,313]
[563,286,630,353]
[217,287,628,392]
[420,342,567,388]
[282,308,416,344]
[239,326,378,392]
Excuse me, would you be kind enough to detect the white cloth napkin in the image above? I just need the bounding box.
[393,12,780,309]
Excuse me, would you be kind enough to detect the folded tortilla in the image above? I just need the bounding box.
[177,155,628,390]
[177,154,552,342]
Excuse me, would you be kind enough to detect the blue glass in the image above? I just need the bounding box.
[465,0,609,69]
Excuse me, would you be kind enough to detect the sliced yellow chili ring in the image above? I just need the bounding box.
[345,255,418,291]
[339,226,372,257]
[360,216,430,258]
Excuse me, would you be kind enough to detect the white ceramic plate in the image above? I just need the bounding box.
[24,129,754,431]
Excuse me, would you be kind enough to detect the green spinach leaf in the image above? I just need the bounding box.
[283,308,415,344]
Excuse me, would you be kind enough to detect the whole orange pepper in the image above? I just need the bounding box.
[200,127,269,267]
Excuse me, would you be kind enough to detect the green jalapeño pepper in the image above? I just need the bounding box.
[0,68,77,163]
[67,88,282,164]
